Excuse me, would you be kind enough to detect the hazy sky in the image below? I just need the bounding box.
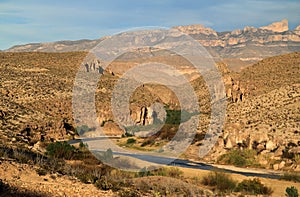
[1,0,299,50]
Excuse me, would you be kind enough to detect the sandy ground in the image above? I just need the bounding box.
[1,157,300,197]
[0,160,113,197]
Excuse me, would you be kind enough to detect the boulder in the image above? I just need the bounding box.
[274,146,285,157]
[256,144,265,152]
[279,161,286,169]
[225,137,233,149]
[266,140,277,151]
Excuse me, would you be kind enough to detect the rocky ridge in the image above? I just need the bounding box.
[5,20,300,70]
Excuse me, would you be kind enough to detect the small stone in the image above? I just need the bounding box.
[266,141,277,151]
[279,161,286,169]
[273,164,279,170]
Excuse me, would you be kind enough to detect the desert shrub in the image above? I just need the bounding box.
[118,189,141,197]
[235,178,273,195]
[94,176,114,190]
[79,141,88,149]
[136,167,183,178]
[36,168,47,176]
[133,176,205,196]
[201,171,236,192]
[46,141,76,160]
[13,149,32,163]
[94,174,131,192]
[76,125,89,135]
[82,157,101,165]
[0,179,9,193]
[137,167,153,177]
[282,172,300,183]
[77,173,98,184]
[68,162,106,180]
[141,138,155,147]
[122,132,134,137]
[286,186,299,197]
[155,167,183,178]
[0,146,9,158]
[218,149,257,167]
[294,154,300,164]
[126,138,136,144]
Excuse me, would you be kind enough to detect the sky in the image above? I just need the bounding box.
[0,0,300,50]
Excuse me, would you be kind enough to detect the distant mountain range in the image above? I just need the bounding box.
[5,19,300,69]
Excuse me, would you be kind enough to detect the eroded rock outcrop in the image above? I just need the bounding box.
[224,76,248,103]
[173,24,217,36]
[260,19,289,32]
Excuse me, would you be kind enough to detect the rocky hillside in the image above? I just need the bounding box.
[205,52,300,171]
[0,52,87,148]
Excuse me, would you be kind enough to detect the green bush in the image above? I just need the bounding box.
[155,167,183,178]
[136,167,183,178]
[218,149,257,167]
[118,189,140,197]
[126,138,136,144]
[282,172,300,183]
[235,178,273,195]
[46,141,76,160]
[201,171,236,192]
[286,186,299,197]
[76,125,89,135]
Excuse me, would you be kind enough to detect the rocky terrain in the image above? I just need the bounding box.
[1,50,299,166]
[0,160,113,197]
[0,49,299,196]
[0,52,87,148]
[204,52,300,170]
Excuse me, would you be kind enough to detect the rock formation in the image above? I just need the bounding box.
[173,24,217,36]
[260,19,289,32]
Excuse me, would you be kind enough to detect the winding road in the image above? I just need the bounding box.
[69,137,282,180]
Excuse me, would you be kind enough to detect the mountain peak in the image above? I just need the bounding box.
[172,24,217,36]
[259,19,289,32]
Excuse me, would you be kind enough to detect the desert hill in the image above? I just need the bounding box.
[0,50,299,170]
[206,52,300,170]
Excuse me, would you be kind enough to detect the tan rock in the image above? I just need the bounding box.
[279,161,286,169]
[256,144,265,152]
[260,19,289,32]
[289,147,300,154]
[225,138,233,149]
[103,121,124,136]
[294,25,300,35]
[266,140,277,151]
[274,146,285,157]
[273,163,279,170]
[173,24,218,36]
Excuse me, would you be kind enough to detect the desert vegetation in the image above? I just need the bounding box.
[217,149,259,167]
